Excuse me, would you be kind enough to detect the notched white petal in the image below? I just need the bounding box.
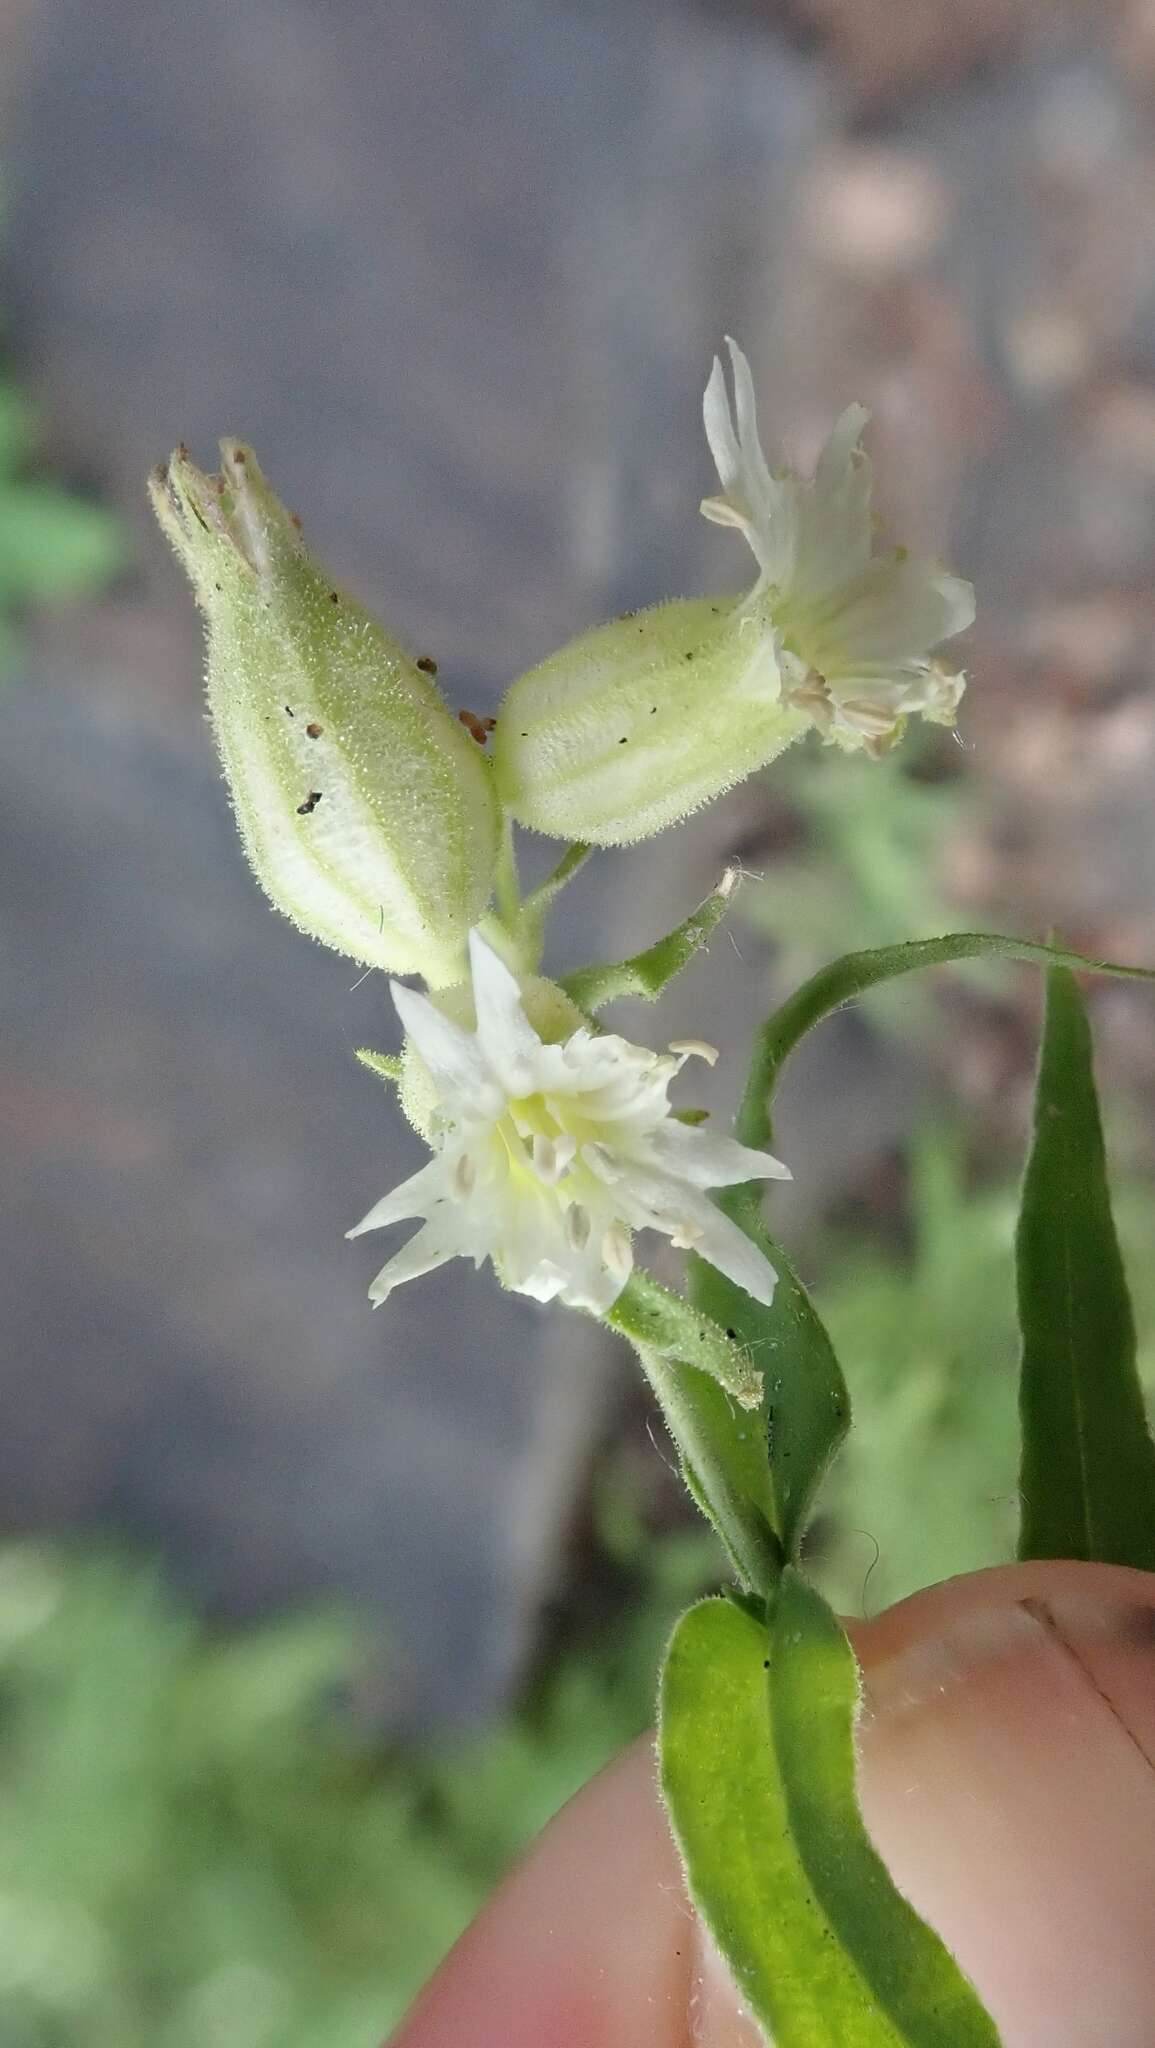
[691,1206,778,1307]
[346,1156,449,1238]
[368,1218,460,1303]
[467,927,541,1090]
[390,979,489,1100]
[644,1119,792,1188]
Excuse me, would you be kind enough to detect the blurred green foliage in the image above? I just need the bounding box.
[748,749,961,957]
[742,742,994,1036]
[0,379,122,674]
[811,1127,1155,1618]
[0,1524,718,2047]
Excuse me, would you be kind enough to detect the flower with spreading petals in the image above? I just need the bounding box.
[494,341,975,843]
[701,339,974,757]
[348,931,790,1314]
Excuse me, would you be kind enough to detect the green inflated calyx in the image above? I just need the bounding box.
[149,442,500,987]
[494,592,807,846]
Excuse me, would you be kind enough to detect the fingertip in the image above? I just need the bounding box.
[854,1560,1155,2046]
[390,1560,1155,2048]
[387,1739,700,2048]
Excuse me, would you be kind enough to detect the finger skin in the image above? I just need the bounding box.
[389,1560,1155,2048]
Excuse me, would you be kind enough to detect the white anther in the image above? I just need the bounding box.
[532,1133,576,1184]
[668,1038,719,1068]
[566,1202,592,1251]
[601,1220,634,1283]
[670,1217,704,1249]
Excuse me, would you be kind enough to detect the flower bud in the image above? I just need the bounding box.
[493,592,808,845]
[149,442,500,986]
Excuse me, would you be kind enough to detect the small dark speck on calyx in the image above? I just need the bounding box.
[305,722,323,739]
[329,591,339,604]
[416,655,438,675]
[297,790,323,815]
[618,736,628,745]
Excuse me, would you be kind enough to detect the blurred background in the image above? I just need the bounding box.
[2,0,1155,2039]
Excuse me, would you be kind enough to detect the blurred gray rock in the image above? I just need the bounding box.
[0,0,824,1723]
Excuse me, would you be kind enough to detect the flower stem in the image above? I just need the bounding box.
[606,1274,782,1598]
[493,812,521,932]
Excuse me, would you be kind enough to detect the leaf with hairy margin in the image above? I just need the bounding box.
[660,1580,1002,2047]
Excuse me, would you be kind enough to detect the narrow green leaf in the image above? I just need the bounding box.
[355,1046,403,1086]
[660,1582,1001,2048]
[738,932,1155,1150]
[690,1192,849,1560]
[606,1271,782,1597]
[1017,968,1155,1567]
[560,869,735,1011]
[703,930,1155,1567]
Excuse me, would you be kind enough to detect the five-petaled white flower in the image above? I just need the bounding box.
[702,339,975,757]
[348,931,790,1315]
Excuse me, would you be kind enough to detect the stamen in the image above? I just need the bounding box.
[668,1038,719,1068]
[670,1217,704,1249]
[602,1220,633,1283]
[532,1133,576,1183]
[451,1152,476,1198]
[566,1202,592,1251]
[838,697,899,737]
[531,1134,558,1181]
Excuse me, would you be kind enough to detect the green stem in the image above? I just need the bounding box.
[516,841,593,967]
[493,813,521,932]
[737,931,1155,1150]
[606,1277,782,1598]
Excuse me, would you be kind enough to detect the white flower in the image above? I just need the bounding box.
[702,339,974,757]
[348,931,790,1315]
